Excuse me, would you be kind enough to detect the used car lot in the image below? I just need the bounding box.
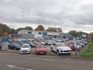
[0,37,89,56]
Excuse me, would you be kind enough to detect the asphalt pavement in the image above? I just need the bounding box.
[0,53,93,70]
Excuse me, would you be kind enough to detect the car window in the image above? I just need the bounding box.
[37,46,45,48]
[22,45,30,48]
[56,43,65,46]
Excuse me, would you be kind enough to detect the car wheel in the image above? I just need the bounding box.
[57,50,60,55]
[69,53,71,55]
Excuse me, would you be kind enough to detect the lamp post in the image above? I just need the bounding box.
[73,37,78,56]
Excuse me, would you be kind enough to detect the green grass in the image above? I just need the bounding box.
[80,43,93,58]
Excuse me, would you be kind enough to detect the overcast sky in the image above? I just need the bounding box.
[0,0,93,33]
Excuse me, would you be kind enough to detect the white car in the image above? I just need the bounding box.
[51,44,71,55]
[20,44,31,54]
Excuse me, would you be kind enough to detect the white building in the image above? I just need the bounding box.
[18,30,63,38]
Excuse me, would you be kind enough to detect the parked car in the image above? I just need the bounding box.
[20,44,31,54]
[67,43,75,51]
[77,42,85,48]
[8,42,21,50]
[0,42,2,50]
[83,41,88,45]
[45,40,56,45]
[51,44,71,55]
[45,40,52,45]
[0,38,2,50]
[68,43,81,50]
[33,41,42,46]
[35,45,47,55]
[29,42,36,48]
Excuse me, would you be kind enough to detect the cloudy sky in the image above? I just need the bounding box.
[0,0,93,33]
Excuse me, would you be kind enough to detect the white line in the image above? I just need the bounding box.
[7,64,33,70]
[27,57,54,62]
[7,65,16,68]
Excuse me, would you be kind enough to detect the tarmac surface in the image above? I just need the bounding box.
[0,53,93,70]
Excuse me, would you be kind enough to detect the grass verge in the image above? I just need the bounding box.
[80,42,93,58]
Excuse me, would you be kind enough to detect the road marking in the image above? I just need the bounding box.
[7,65,16,68]
[27,57,55,62]
[7,64,33,70]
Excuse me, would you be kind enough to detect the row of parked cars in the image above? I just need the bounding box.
[8,42,47,55]
[7,37,89,55]
[8,38,47,55]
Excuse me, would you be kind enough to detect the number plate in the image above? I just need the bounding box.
[40,52,44,54]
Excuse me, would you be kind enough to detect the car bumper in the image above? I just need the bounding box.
[35,51,47,55]
[20,50,31,54]
[59,51,71,54]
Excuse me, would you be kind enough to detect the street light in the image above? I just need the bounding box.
[73,37,78,56]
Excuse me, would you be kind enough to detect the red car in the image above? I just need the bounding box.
[34,41,42,47]
[35,45,47,55]
[68,43,76,51]
[68,46,80,51]
[69,46,76,51]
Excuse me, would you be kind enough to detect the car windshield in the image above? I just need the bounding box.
[13,43,20,46]
[57,43,65,46]
[37,46,45,48]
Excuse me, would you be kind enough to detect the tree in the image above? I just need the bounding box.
[68,30,77,37]
[3,32,8,36]
[0,23,11,33]
[15,26,33,34]
[54,28,63,32]
[24,26,33,30]
[0,28,3,36]
[46,27,57,32]
[9,28,17,34]
[35,25,45,31]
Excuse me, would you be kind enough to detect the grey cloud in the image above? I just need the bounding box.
[0,0,93,32]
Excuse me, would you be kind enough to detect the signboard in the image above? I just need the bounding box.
[82,34,87,37]
[1,37,9,50]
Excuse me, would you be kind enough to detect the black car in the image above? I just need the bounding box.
[8,42,22,50]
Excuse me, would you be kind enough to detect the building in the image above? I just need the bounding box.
[18,30,63,38]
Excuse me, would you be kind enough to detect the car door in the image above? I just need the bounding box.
[53,45,57,52]
[9,42,14,49]
[51,44,55,51]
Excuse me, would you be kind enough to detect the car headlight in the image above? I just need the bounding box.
[27,49,31,51]
[59,48,63,51]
